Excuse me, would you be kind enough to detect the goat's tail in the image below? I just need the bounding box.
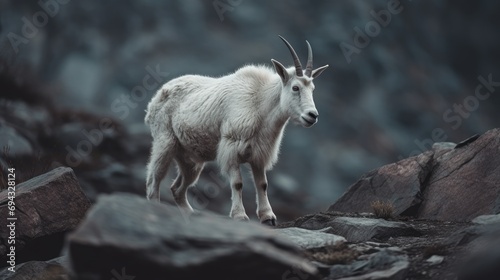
[145,87,169,126]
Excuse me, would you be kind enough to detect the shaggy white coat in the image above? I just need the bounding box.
[145,58,327,223]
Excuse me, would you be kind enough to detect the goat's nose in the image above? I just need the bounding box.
[308,111,319,120]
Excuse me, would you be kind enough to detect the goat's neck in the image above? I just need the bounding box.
[261,77,289,131]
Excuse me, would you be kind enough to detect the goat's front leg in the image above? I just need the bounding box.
[251,165,277,226]
[228,167,250,221]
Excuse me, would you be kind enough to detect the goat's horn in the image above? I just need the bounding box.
[279,35,303,77]
[305,40,313,77]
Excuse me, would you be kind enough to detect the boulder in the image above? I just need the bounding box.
[329,129,500,221]
[0,167,91,265]
[0,256,69,280]
[418,129,500,220]
[459,247,500,280]
[66,193,319,280]
[455,222,500,280]
[328,150,435,217]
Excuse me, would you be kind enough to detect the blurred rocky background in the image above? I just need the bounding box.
[0,0,499,220]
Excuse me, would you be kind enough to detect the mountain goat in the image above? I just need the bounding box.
[145,36,328,226]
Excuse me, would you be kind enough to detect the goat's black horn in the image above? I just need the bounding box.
[305,40,313,77]
[278,35,303,77]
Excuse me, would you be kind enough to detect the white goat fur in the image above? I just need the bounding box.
[145,38,328,224]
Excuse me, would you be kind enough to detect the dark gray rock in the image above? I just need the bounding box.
[66,193,319,280]
[456,222,500,280]
[328,249,409,280]
[292,212,344,230]
[447,217,500,247]
[419,129,500,221]
[328,150,436,217]
[459,248,500,280]
[0,167,91,265]
[327,217,421,243]
[330,129,500,221]
[283,214,421,243]
[471,214,500,225]
[275,227,346,249]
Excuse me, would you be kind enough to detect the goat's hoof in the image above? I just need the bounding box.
[261,218,277,227]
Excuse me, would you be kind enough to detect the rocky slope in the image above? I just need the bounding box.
[1,128,499,279]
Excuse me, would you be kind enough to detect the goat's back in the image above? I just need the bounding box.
[145,65,280,162]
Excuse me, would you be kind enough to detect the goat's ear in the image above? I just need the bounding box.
[312,64,329,79]
[271,59,289,84]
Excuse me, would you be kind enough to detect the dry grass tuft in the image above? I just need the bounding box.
[371,200,394,219]
[305,242,360,265]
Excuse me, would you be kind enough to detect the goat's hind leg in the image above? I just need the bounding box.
[171,156,204,214]
[145,136,175,201]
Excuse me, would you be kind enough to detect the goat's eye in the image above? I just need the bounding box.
[292,86,299,91]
